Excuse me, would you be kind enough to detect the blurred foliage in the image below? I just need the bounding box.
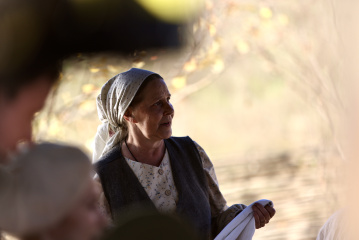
[32,1,344,239]
[34,0,341,156]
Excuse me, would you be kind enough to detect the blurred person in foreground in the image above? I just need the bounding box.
[316,210,346,240]
[93,68,276,239]
[0,61,61,162]
[316,103,359,240]
[0,143,107,240]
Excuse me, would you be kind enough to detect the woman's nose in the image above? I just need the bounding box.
[164,102,174,115]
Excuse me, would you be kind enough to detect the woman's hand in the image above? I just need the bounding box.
[252,203,276,229]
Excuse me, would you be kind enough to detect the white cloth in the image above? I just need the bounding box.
[215,199,273,240]
[93,68,161,162]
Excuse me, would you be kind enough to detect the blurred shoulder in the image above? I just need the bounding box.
[317,210,345,240]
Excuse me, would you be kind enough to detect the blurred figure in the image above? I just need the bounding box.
[93,68,275,239]
[0,143,107,240]
[0,61,61,162]
[316,211,345,240]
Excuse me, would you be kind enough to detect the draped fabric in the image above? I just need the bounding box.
[215,199,273,240]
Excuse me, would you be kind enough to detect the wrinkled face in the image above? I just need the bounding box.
[0,77,52,160]
[48,179,107,240]
[128,77,174,141]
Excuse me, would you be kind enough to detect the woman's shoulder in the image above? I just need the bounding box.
[317,210,345,240]
[168,136,191,141]
[167,136,204,150]
[167,136,201,148]
[94,145,123,169]
[166,136,191,144]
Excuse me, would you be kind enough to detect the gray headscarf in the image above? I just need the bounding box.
[93,68,161,162]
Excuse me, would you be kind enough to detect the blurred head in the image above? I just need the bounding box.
[0,143,107,240]
[38,179,107,240]
[124,75,174,141]
[0,62,60,160]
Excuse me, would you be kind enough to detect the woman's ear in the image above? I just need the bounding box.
[123,108,138,123]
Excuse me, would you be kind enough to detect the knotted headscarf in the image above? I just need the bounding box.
[93,68,161,162]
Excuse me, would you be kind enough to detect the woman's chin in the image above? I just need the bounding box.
[158,129,172,139]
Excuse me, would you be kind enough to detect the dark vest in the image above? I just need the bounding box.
[95,137,212,239]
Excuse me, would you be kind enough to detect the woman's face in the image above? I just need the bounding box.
[46,179,107,240]
[128,77,174,141]
[0,76,52,160]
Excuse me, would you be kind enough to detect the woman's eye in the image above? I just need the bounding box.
[154,101,162,106]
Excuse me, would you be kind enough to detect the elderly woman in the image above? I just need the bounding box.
[93,68,275,239]
[0,143,107,240]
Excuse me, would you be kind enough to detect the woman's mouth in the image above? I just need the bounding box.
[160,122,171,127]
